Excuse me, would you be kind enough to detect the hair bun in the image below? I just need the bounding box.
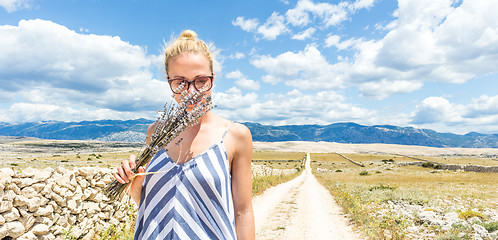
[179,30,197,40]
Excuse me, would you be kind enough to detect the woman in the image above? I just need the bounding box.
[114,30,255,240]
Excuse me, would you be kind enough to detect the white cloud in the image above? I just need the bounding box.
[232,17,259,32]
[0,19,171,122]
[257,12,288,40]
[358,80,423,100]
[214,89,375,125]
[410,95,498,133]
[235,0,375,41]
[285,0,373,28]
[251,45,343,90]
[0,0,33,12]
[292,27,316,40]
[326,0,498,99]
[229,52,245,59]
[465,95,498,117]
[226,70,261,91]
[225,70,244,79]
[411,97,466,126]
[324,34,363,50]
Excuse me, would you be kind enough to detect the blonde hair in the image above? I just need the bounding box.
[164,30,214,75]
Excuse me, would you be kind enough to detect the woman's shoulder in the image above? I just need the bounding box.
[228,122,252,140]
[208,113,252,141]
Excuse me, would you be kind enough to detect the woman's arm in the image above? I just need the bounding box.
[229,123,255,240]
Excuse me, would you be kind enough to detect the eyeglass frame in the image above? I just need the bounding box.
[167,75,214,94]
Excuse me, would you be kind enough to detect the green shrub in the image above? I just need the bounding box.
[359,170,369,176]
[482,221,498,232]
[369,184,396,191]
[458,210,485,220]
[335,169,343,172]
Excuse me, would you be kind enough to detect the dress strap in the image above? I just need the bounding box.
[221,122,232,140]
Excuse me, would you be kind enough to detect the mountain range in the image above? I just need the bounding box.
[1,119,497,148]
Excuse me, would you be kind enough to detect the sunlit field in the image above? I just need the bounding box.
[312,152,498,239]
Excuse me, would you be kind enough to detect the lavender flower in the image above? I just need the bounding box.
[103,92,212,201]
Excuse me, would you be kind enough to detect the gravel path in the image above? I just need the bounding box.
[252,153,363,240]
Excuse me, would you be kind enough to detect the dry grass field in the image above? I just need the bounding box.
[311,152,498,239]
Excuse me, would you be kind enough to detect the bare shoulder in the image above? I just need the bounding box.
[228,122,252,142]
[226,123,253,163]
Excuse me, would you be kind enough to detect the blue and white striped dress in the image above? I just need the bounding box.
[134,130,236,240]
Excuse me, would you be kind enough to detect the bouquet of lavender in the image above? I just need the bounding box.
[103,91,212,201]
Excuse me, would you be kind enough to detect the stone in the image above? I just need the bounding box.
[13,177,35,188]
[51,192,66,206]
[468,216,482,223]
[77,167,93,177]
[14,195,29,207]
[33,169,52,182]
[38,232,56,240]
[3,189,16,201]
[2,221,26,238]
[26,196,42,212]
[18,231,37,240]
[418,210,443,226]
[31,223,50,235]
[83,201,100,215]
[4,207,20,222]
[472,224,488,236]
[21,186,38,198]
[78,178,90,188]
[0,215,4,225]
[56,174,76,192]
[109,216,120,226]
[67,199,81,214]
[6,182,21,194]
[95,179,106,188]
[20,215,36,230]
[20,167,37,177]
[33,204,54,217]
[36,216,54,226]
[82,229,96,240]
[0,168,14,182]
[68,214,77,225]
[56,214,69,228]
[31,183,45,193]
[71,226,84,239]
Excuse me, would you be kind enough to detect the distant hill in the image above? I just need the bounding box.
[0,119,497,148]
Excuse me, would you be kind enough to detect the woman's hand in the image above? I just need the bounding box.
[113,154,146,205]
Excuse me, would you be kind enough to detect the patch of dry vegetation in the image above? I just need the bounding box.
[312,152,498,239]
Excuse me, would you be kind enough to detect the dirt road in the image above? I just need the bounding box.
[252,153,363,240]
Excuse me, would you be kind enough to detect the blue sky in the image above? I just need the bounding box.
[1,0,498,134]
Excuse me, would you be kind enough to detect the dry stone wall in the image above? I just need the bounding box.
[0,167,136,240]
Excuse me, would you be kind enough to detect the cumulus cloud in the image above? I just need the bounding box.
[228,52,245,59]
[291,27,316,40]
[285,0,374,27]
[410,95,498,133]
[251,45,343,90]
[324,35,363,50]
[213,89,375,125]
[0,0,34,12]
[0,19,169,122]
[233,0,374,41]
[226,70,260,91]
[256,12,288,40]
[358,80,423,100]
[324,0,498,98]
[232,17,259,32]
